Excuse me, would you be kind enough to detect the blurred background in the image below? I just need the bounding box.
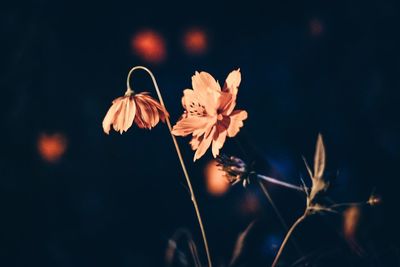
[1,0,399,266]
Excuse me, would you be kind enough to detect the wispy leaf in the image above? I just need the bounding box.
[313,133,326,180]
[302,156,313,179]
[165,229,201,267]
[229,221,256,266]
[307,134,329,208]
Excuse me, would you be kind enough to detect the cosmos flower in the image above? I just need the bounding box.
[172,69,248,161]
[102,88,169,134]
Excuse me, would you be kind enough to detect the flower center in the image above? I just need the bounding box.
[217,114,223,121]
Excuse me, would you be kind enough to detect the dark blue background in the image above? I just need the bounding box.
[1,0,399,266]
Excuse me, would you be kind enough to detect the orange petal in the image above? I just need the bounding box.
[219,91,235,116]
[190,135,203,150]
[222,69,241,115]
[134,103,147,129]
[182,89,197,110]
[136,93,169,128]
[123,98,136,132]
[227,110,248,137]
[144,97,159,127]
[192,71,221,92]
[114,98,128,134]
[172,116,212,136]
[194,126,216,161]
[191,72,219,115]
[135,96,154,129]
[143,94,169,120]
[181,89,209,117]
[223,69,241,95]
[212,124,227,157]
[102,98,123,134]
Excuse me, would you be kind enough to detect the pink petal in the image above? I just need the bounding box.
[211,124,227,157]
[227,110,248,137]
[194,126,216,161]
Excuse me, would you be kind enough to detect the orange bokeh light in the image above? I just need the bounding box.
[204,160,229,196]
[131,30,166,63]
[37,133,67,163]
[343,206,361,240]
[183,28,208,55]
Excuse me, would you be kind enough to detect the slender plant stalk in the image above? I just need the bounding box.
[329,201,368,209]
[257,174,305,192]
[271,212,307,267]
[126,66,213,267]
[257,179,302,257]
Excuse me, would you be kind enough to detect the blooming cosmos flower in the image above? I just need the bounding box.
[102,89,169,134]
[172,69,248,161]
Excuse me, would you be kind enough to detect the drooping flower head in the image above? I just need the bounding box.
[102,88,169,134]
[172,69,248,161]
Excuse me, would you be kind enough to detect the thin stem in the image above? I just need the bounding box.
[126,66,213,267]
[257,174,305,192]
[329,201,368,209]
[272,213,307,267]
[257,179,302,257]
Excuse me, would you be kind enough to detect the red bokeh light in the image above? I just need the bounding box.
[131,30,166,63]
[204,160,229,196]
[183,28,208,55]
[239,192,260,215]
[37,133,67,163]
[310,19,323,36]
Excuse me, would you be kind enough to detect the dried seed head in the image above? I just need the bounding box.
[216,155,249,186]
[367,194,382,206]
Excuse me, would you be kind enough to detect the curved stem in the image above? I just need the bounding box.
[257,179,302,257]
[272,213,307,267]
[126,66,213,267]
